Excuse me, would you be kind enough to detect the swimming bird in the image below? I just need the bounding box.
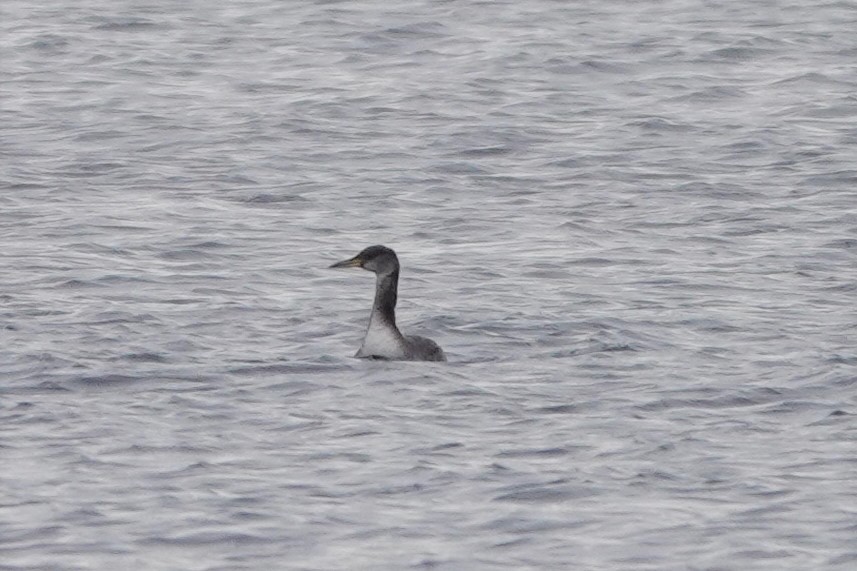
[329,245,446,362]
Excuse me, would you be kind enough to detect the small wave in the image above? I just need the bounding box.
[121,352,169,364]
[493,480,597,504]
[93,19,160,31]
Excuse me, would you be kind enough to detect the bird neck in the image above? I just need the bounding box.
[371,269,399,330]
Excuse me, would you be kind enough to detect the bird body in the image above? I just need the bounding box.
[330,245,446,362]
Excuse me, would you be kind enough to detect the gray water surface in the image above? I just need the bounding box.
[2,1,856,569]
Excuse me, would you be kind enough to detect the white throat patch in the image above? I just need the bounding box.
[357,317,404,359]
